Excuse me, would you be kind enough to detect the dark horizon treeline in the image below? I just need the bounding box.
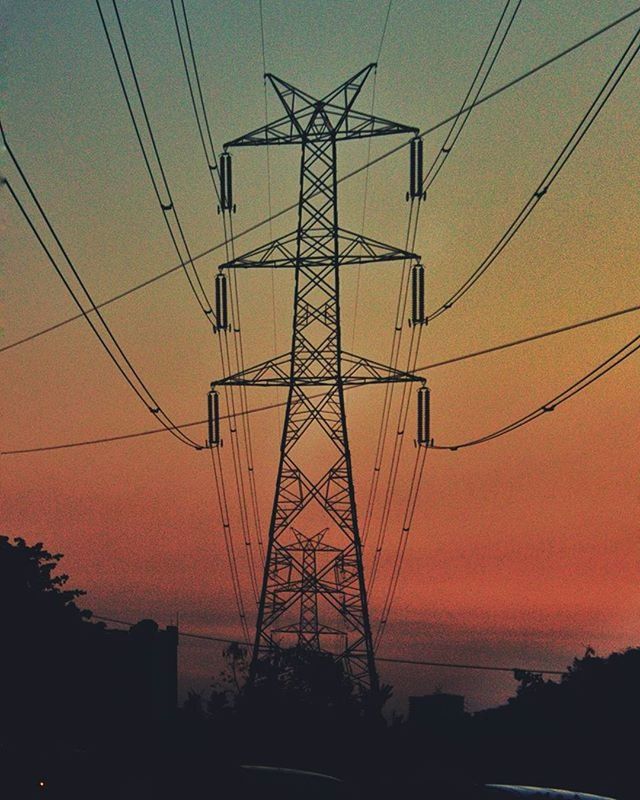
[1,534,637,799]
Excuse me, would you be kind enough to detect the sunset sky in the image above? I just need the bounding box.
[2,0,639,711]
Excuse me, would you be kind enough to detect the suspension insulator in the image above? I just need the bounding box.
[215,272,228,331]
[417,385,430,446]
[207,388,221,447]
[411,263,426,325]
[408,136,426,200]
[219,151,235,213]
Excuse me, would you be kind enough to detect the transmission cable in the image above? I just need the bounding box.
[209,448,251,643]
[4,7,637,355]
[90,613,566,675]
[375,333,640,645]
[361,198,420,548]
[423,0,521,193]
[170,0,265,588]
[374,444,429,651]
[96,0,214,323]
[1,130,202,451]
[3,303,637,455]
[364,0,519,577]
[170,1,223,227]
[427,22,640,322]
[431,331,640,451]
[351,0,393,348]
[258,0,279,360]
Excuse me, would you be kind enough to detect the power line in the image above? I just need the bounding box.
[170,0,221,207]
[170,0,265,594]
[208,448,252,643]
[370,27,640,635]
[258,0,278,358]
[90,613,565,676]
[375,655,564,676]
[95,0,214,322]
[351,0,393,347]
[365,0,520,585]
[432,330,640,451]
[422,0,521,193]
[3,304,637,456]
[92,614,240,645]
[4,7,637,355]
[427,22,640,322]
[421,304,640,369]
[374,444,429,651]
[0,126,202,451]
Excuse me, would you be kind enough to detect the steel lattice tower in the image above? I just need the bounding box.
[210,65,424,694]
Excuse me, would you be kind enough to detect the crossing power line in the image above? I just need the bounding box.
[2,304,638,456]
[433,331,640,451]
[91,613,565,676]
[2,7,637,356]
[365,18,640,645]
[168,0,266,610]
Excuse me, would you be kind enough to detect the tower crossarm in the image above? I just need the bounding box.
[219,227,419,270]
[214,351,423,387]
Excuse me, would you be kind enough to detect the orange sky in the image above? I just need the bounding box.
[2,0,639,710]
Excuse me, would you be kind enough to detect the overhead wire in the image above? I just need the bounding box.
[427,20,640,322]
[376,324,640,637]
[221,141,267,587]
[4,5,638,670]
[103,0,263,600]
[90,613,566,676]
[221,163,265,566]
[374,444,428,651]
[361,198,419,548]
[170,0,226,253]
[367,9,638,594]
[365,0,521,585]
[95,0,214,323]
[422,0,521,193]
[1,128,202,451]
[258,0,279,359]
[3,303,638,456]
[431,331,640,451]
[3,6,638,355]
[209,448,252,643]
[170,0,264,591]
[350,0,393,348]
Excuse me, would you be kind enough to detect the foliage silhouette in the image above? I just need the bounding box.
[2,535,637,799]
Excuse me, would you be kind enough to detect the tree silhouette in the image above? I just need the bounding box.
[0,535,90,624]
[1,536,94,741]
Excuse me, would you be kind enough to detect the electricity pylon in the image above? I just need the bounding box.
[209,65,424,694]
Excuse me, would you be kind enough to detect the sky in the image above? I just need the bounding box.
[1,0,639,712]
